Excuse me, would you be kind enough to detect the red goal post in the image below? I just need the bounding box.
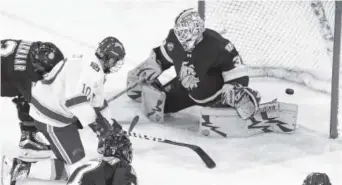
[198,1,342,139]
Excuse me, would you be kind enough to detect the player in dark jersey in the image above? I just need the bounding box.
[66,132,137,185]
[1,39,64,159]
[126,8,260,123]
[303,172,332,185]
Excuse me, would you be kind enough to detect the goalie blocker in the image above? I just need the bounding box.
[200,99,298,138]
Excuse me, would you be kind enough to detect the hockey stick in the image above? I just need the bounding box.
[107,78,145,103]
[128,116,139,132]
[125,131,216,169]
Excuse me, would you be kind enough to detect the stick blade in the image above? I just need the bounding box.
[164,140,216,169]
[128,116,140,132]
[190,145,216,169]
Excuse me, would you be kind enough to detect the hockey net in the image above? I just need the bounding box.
[199,1,341,138]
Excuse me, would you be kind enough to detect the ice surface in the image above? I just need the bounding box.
[1,0,342,184]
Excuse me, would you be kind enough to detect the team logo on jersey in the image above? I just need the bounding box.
[166,42,174,51]
[225,42,235,52]
[232,55,243,67]
[179,61,199,90]
[90,61,100,72]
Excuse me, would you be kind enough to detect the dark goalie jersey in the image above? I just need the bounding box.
[67,158,137,185]
[153,29,249,103]
[1,39,40,101]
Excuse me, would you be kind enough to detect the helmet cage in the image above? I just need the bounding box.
[174,9,205,51]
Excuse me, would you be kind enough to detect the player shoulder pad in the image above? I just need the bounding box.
[1,39,20,44]
[78,57,105,86]
[204,29,229,47]
[166,29,179,44]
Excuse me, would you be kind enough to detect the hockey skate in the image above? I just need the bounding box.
[18,131,53,161]
[1,156,31,185]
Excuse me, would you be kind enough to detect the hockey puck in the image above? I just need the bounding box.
[285,88,294,95]
[202,129,210,136]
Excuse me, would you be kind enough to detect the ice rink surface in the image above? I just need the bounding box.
[1,0,342,184]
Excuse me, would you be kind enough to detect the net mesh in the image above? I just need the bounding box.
[203,1,338,93]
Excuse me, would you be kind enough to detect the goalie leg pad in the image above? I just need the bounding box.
[199,100,298,138]
[142,84,166,124]
[127,69,143,102]
[249,100,298,134]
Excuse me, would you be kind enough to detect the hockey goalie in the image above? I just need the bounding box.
[126,8,298,137]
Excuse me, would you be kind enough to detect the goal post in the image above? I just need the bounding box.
[198,1,342,139]
[330,1,342,139]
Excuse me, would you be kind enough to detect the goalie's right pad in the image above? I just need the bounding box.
[127,51,163,102]
[141,83,166,124]
[199,99,298,138]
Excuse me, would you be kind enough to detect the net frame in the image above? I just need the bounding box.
[198,0,342,139]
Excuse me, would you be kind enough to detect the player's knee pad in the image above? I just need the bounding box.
[142,83,166,124]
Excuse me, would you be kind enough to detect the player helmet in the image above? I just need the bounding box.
[95,36,126,73]
[303,172,332,185]
[103,133,133,164]
[174,8,205,51]
[30,42,64,77]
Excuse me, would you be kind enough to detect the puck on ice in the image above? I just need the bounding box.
[202,129,210,136]
[285,88,294,95]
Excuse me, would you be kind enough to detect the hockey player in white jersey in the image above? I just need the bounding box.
[1,36,127,185]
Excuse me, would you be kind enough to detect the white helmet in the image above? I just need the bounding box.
[174,8,205,51]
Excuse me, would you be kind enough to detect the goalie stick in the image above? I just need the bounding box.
[126,131,216,169]
[107,78,144,103]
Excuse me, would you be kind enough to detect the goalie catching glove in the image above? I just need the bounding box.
[127,50,163,101]
[221,83,261,119]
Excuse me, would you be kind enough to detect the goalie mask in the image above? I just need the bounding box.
[174,8,205,51]
[95,36,126,73]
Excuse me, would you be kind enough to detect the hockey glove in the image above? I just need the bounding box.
[12,96,34,122]
[89,112,118,154]
[130,51,162,84]
[127,51,163,101]
[103,131,133,164]
[221,83,261,119]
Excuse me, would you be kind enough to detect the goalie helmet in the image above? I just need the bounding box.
[174,8,205,51]
[30,41,64,78]
[95,36,126,73]
[303,172,331,185]
[103,132,133,164]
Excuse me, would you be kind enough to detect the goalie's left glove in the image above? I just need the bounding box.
[221,83,261,119]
